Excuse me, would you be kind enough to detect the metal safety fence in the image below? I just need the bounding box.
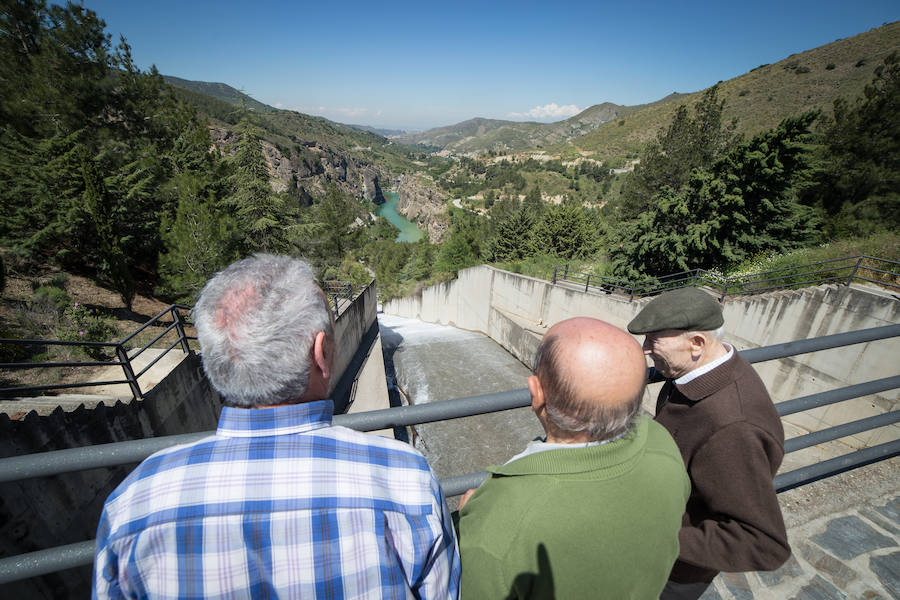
[0,323,898,584]
[552,255,900,301]
[323,280,357,316]
[1,304,195,402]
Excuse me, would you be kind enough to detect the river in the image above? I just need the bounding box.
[375,190,424,242]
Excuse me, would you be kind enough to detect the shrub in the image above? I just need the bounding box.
[855,58,868,67]
[826,63,836,70]
[738,90,749,97]
[795,66,811,74]
[0,330,26,363]
[32,285,71,314]
[56,302,117,359]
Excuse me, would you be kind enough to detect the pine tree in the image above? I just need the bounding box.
[621,85,739,219]
[812,52,900,235]
[487,207,535,261]
[532,203,595,259]
[157,174,240,302]
[226,117,295,253]
[611,113,820,277]
[523,185,544,217]
[315,183,357,261]
[80,147,135,308]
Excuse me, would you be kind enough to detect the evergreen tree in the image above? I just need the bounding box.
[621,85,738,219]
[157,174,240,302]
[487,207,535,261]
[80,147,135,308]
[434,211,488,275]
[523,185,544,217]
[226,117,295,253]
[400,238,435,281]
[314,183,358,261]
[533,202,596,259]
[810,52,900,236]
[611,114,820,277]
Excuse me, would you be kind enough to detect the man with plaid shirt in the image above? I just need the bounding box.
[93,254,460,599]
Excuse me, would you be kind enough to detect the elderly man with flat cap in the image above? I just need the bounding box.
[457,317,690,599]
[628,288,790,600]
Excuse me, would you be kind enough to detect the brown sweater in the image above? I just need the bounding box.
[656,351,790,583]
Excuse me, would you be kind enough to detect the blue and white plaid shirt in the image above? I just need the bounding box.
[93,400,460,599]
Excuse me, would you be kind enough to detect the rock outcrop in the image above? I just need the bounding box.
[396,175,449,243]
[209,127,385,207]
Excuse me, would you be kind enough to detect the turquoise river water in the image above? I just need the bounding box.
[375,190,424,242]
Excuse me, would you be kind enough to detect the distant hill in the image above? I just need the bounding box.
[347,124,407,137]
[163,76,425,206]
[560,21,900,161]
[395,95,689,154]
[395,21,899,161]
[163,76,276,113]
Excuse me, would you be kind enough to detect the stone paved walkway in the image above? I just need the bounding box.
[701,459,899,599]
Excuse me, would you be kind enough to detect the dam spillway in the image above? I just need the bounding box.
[377,314,543,484]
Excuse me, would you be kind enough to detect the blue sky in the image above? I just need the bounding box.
[82,0,898,131]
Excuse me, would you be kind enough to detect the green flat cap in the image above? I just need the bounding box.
[627,288,724,334]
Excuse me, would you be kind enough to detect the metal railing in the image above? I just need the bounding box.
[551,255,900,301]
[0,323,898,584]
[323,280,356,316]
[1,305,195,403]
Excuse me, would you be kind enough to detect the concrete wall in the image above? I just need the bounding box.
[329,280,390,425]
[383,266,899,455]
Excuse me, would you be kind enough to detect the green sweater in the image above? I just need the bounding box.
[458,417,690,600]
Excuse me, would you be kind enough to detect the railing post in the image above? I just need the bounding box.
[585,274,591,292]
[629,283,636,302]
[848,257,863,286]
[552,267,557,285]
[171,307,192,354]
[720,283,728,301]
[116,344,143,402]
[563,264,569,280]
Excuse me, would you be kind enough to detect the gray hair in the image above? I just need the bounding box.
[532,335,644,442]
[682,326,725,342]
[192,254,333,407]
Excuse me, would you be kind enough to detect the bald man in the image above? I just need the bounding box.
[456,318,690,600]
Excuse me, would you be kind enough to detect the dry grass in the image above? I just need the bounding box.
[558,21,900,163]
[1,259,194,394]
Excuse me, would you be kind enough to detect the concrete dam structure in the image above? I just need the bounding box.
[2,265,898,598]
[382,265,899,471]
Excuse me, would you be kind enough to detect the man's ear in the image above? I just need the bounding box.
[687,333,707,360]
[311,331,331,379]
[528,375,545,415]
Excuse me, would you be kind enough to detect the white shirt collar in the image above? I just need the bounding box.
[506,431,625,464]
[675,342,734,384]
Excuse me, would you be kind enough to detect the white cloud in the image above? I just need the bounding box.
[508,103,582,121]
[274,102,284,108]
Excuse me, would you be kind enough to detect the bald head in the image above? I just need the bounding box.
[532,318,647,442]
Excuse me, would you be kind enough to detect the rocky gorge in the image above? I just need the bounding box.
[396,175,449,243]
[210,126,386,207]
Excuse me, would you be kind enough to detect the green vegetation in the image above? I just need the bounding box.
[0,0,895,326]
